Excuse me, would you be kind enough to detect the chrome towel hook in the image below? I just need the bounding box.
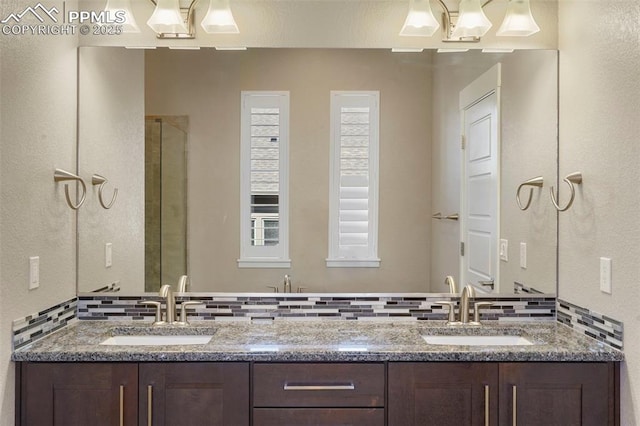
[516,176,544,210]
[54,169,86,210]
[550,172,583,212]
[92,174,118,209]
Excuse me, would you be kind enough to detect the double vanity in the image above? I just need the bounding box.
[14,318,622,425]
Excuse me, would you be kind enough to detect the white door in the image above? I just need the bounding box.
[460,64,500,292]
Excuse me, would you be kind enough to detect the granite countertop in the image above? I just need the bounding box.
[12,320,623,363]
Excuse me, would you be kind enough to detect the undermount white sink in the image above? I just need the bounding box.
[422,335,534,346]
[100,335,214,346]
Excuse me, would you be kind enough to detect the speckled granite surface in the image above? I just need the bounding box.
[12,320,623,363]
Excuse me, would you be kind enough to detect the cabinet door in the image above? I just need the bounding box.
[500,362,616,426]
[19,362,138,426]
[139,362,249,426]
[388,362,498,426]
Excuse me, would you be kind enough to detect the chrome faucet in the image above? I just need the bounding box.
[459,285,476,323]
[436,284,492,326]
[177,275,189,293]
[283,274,292,293]
[160,284,177,324]
[444,275,458,294]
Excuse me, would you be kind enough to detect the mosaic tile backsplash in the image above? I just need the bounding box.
[12,297,77,350]
[557,298,623,350]
[12,295,625,353]
[77,294,557,322]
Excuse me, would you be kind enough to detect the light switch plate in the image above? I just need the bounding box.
[520,242,527,269]
[105,243,113,268]
[600,257,612,294]
[499,239,508,262]
[29,256,39,290]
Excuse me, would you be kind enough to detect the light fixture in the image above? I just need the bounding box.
[104,0,139,32]
[497,0,540,36]
[201,0,239,34]
[140,0,239,38]
[450,0,492,39]
[399,0,541,42]
[147,0,190,36]
[399,0,439,37]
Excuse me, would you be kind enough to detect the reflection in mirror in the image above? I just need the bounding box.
[145,116,188,292]
[77,47,557,295]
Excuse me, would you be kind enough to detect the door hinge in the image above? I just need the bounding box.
[460,242,465,256]
[461,135,466,150]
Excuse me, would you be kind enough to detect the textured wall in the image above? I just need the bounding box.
[0,0,79,422]
[430,50,558,294]
[558,0,640,424]
[145,48,432,293]
[77,47,145,294]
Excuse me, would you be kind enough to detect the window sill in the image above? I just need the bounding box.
[237,259,292,268]
[325,258,381,268]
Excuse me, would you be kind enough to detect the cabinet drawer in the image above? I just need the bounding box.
[253,408,385,425]
[253,363,385,407]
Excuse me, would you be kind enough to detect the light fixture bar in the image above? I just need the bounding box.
[399,0,539,42]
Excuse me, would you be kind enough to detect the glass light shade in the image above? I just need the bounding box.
[399,0,439,37]
[105,0,139,32]
[147,0,188,34]
[451,0,492,39]
[497,0,540,36]
[201,0,239,34]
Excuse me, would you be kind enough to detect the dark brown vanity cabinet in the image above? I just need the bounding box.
[388,362,619,426]
[139,362,250,426]
[499,363,617,426]
[17,362,250,426]
[17,361,618,425]
[253,363,385,426]
[388,363,499,426]
[17,363,139,426]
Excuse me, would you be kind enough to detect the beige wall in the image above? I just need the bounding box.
[77,47,145,294]
[146,49,432,293]
[430,50,558,294]
[0,0,79,421]
[558,1,640,424]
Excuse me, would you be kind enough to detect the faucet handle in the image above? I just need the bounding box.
[296,286,307,293]
[435,301,461,325]
[266,286,279,293]
[470,301,493,325]
[141,300,165,325]
[175,301,203,326]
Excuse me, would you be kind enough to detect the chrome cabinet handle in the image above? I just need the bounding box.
[283,383,355,391]
[512,385,517,426]
[484,384,490,426]
[119,385,124,426]
[147,385,153,426]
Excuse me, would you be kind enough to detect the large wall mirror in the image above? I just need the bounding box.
[77,47,557,295]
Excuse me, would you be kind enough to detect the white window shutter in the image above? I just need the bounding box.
[239,92,291,268]
[328,91,380,268]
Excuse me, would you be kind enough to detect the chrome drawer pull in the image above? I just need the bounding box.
[484,384,490,426]
[283,383,355,391]
[119,385,124,426]
[512,385,517,426]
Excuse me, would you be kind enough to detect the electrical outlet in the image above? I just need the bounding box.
[29,256,39,290]
[499,239,508,261]
[600,257,612,294]
[520,242,527,269]
[105,243,113,268]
